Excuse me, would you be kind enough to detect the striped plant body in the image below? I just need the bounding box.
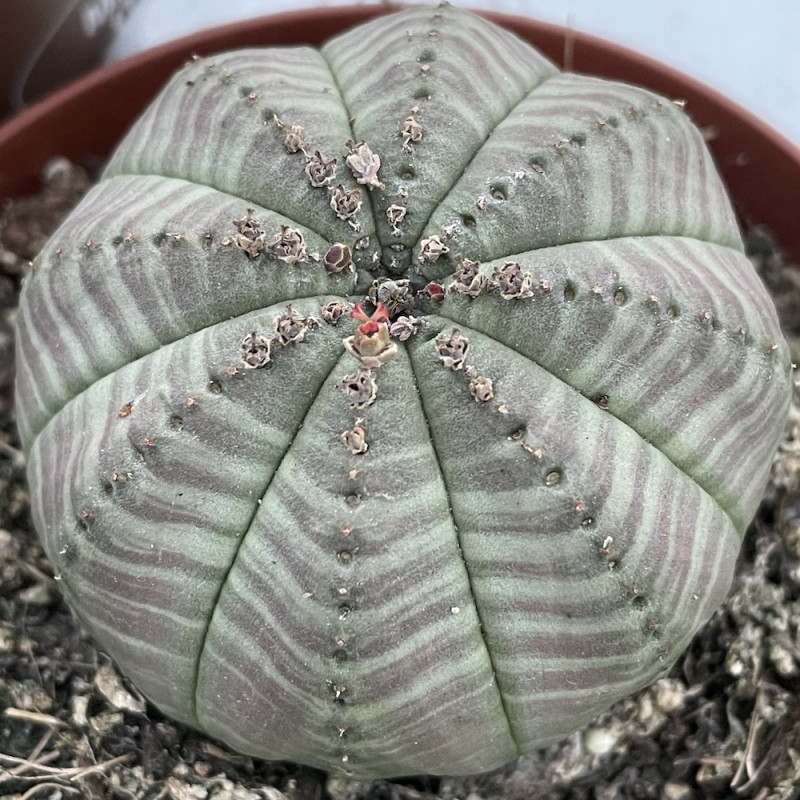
[15,4,793,779]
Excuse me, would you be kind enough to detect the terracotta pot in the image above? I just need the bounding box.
[1,5,799,262]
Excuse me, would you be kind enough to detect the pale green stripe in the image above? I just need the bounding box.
[17,176,355,447]
[29,296,347,724]
[105,47,375,245]
[197,347,517,776]
[322,5,557,245]
[421,72,741,267]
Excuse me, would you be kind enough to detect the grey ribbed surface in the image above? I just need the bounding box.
[16,5,792,778]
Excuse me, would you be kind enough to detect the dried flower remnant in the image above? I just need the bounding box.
[386,204,407,237]
[389,315,424,341]
[284,124,310,154]
[448,258,486,297]
[241,331,272,368]
[225,210,267,258]
[490,261,534,299]
[341,423,369,455]
[330,184,363,223]
[370,278,413,316]
[344,302,398,367]
[402,115,423,153]
[423,281,445,302]
[468,375,494,403]
[274,304,318,346]
[268,226,307,264]
[434,329,469,371]
[341,368,378,409]
[441,222,460,241]
[320,300,350,325]
[323,243,353,274]
[346,140,384,189]
[305,150,337,188]
[419,235,449,263]
[523,442,544,460]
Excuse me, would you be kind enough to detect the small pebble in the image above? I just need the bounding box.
[584,725,619,756]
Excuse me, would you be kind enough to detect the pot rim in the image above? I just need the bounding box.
[2,4,799,262]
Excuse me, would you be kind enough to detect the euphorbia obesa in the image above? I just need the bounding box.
[15,4,792,779]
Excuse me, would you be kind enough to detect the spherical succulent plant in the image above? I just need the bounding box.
[15,3,793,780]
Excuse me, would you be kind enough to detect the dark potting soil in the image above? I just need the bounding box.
[1,159,799,800]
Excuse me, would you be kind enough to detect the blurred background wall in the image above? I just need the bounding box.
[2,0,798,148]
